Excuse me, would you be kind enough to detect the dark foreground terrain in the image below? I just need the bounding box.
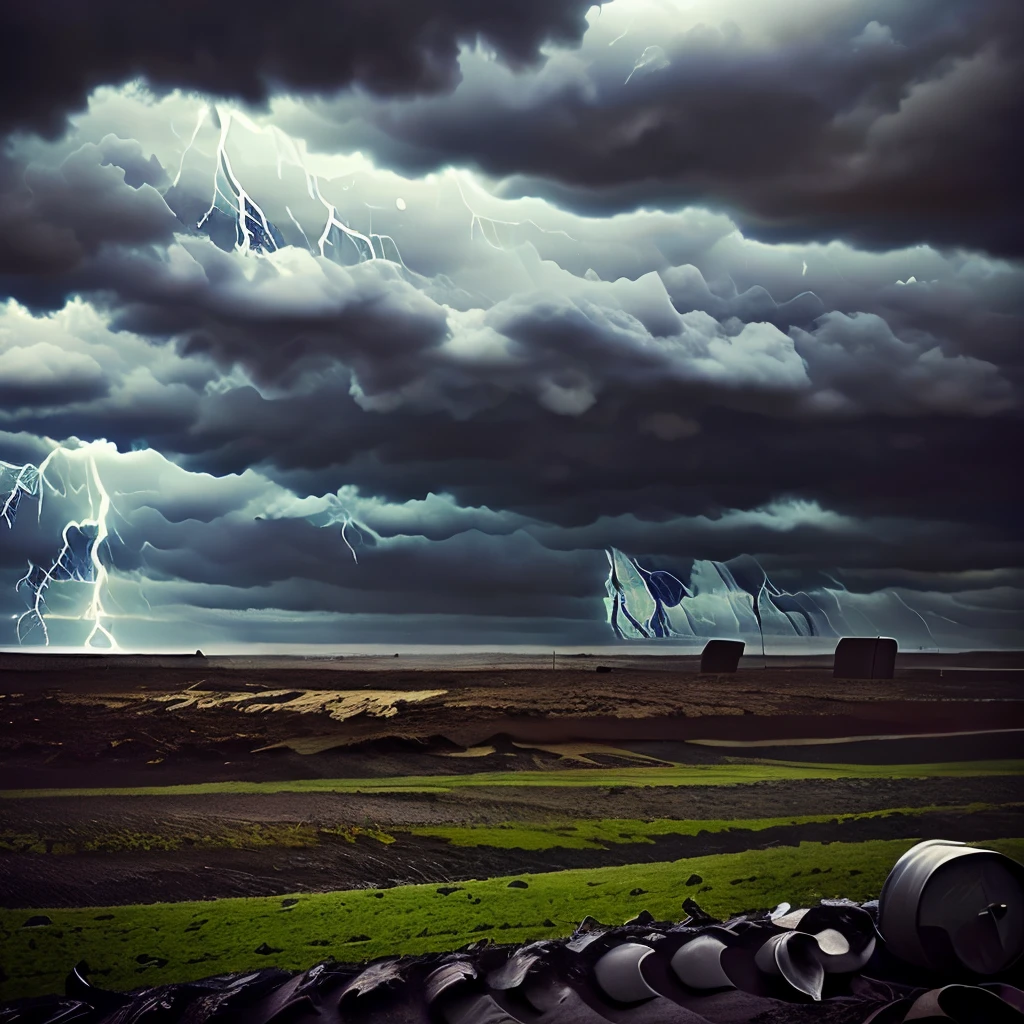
[0,650,1021,1001]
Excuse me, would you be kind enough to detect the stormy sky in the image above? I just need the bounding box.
[0,0,1021,650]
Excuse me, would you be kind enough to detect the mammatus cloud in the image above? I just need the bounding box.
[0,1,1021,650]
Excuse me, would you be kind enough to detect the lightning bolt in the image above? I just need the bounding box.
[1,462,40,528]
[197,107,282,256]
[608,18,635,46]
[170,103,209,189]
[188,105,406,266]
[256,492,372,565]
[284,204,314,251]
[179,101,576,271]
[310,173,405,265]
[625,45,670,85]
[453,173,577,251]
[891,589,939,648]
[2,444,121,649]
[339,514,360,564]
[302,495,367,564]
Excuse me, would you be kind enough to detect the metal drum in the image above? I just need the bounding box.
[878,839,1024,975]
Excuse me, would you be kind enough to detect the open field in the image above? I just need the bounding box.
[5,802,1017,855]
[5,757,1023,799]
[0,651,1021,1000]
[5,837,1024,1002]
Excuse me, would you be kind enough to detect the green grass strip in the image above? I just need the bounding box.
[0,823,397,856]
[3,758,1022,800]
[407,802,1022,850]
[2,803,1015,857]
[2,838,1023,1002]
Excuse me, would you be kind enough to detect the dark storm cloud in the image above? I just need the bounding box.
[0,445,605,629]
[0,139,178,277]
[2,439,1018,649]
[0,219,1017,557]
[285,0,1024,255]
[0,0,598,138]
[0,297,211,441]
[19,224,1007,427]
[172,381,1021,554]
[0,6,1021,648]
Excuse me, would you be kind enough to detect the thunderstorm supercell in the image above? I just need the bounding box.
[0,0,1021,650]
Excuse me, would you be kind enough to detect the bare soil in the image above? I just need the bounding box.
[3,804,1022,909]
[1,654,1021,910]
[2,658,1023,789]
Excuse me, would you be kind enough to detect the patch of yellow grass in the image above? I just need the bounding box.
[152,689,447,721]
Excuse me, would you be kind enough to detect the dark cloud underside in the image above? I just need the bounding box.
[0,0,1021,649]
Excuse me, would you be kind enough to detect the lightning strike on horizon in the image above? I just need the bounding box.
[891,589,939,649]
[2,445,122,648]
[603,548,944,646]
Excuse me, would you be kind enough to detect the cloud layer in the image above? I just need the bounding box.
[0,0,1021,649]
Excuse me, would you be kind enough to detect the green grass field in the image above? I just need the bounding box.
[406,802,1020,850]
[3,803,1013,856]
[0,824,396,856]
[3,758,1022,800]
[3,838,1023,1002]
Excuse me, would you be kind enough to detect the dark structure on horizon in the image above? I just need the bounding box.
[833,638,898,680]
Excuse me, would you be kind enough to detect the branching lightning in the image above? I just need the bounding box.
[1,445,121,648]
[309,172,405,265]
[1,463,41,528]
[453,173,577,251]
[604,548,945,648]
[174,100,582,275]
[301,495,371,564]
[625,45,670,84]
[181,104,407,266]
[197,107,282,256]
[256,493,375,565]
